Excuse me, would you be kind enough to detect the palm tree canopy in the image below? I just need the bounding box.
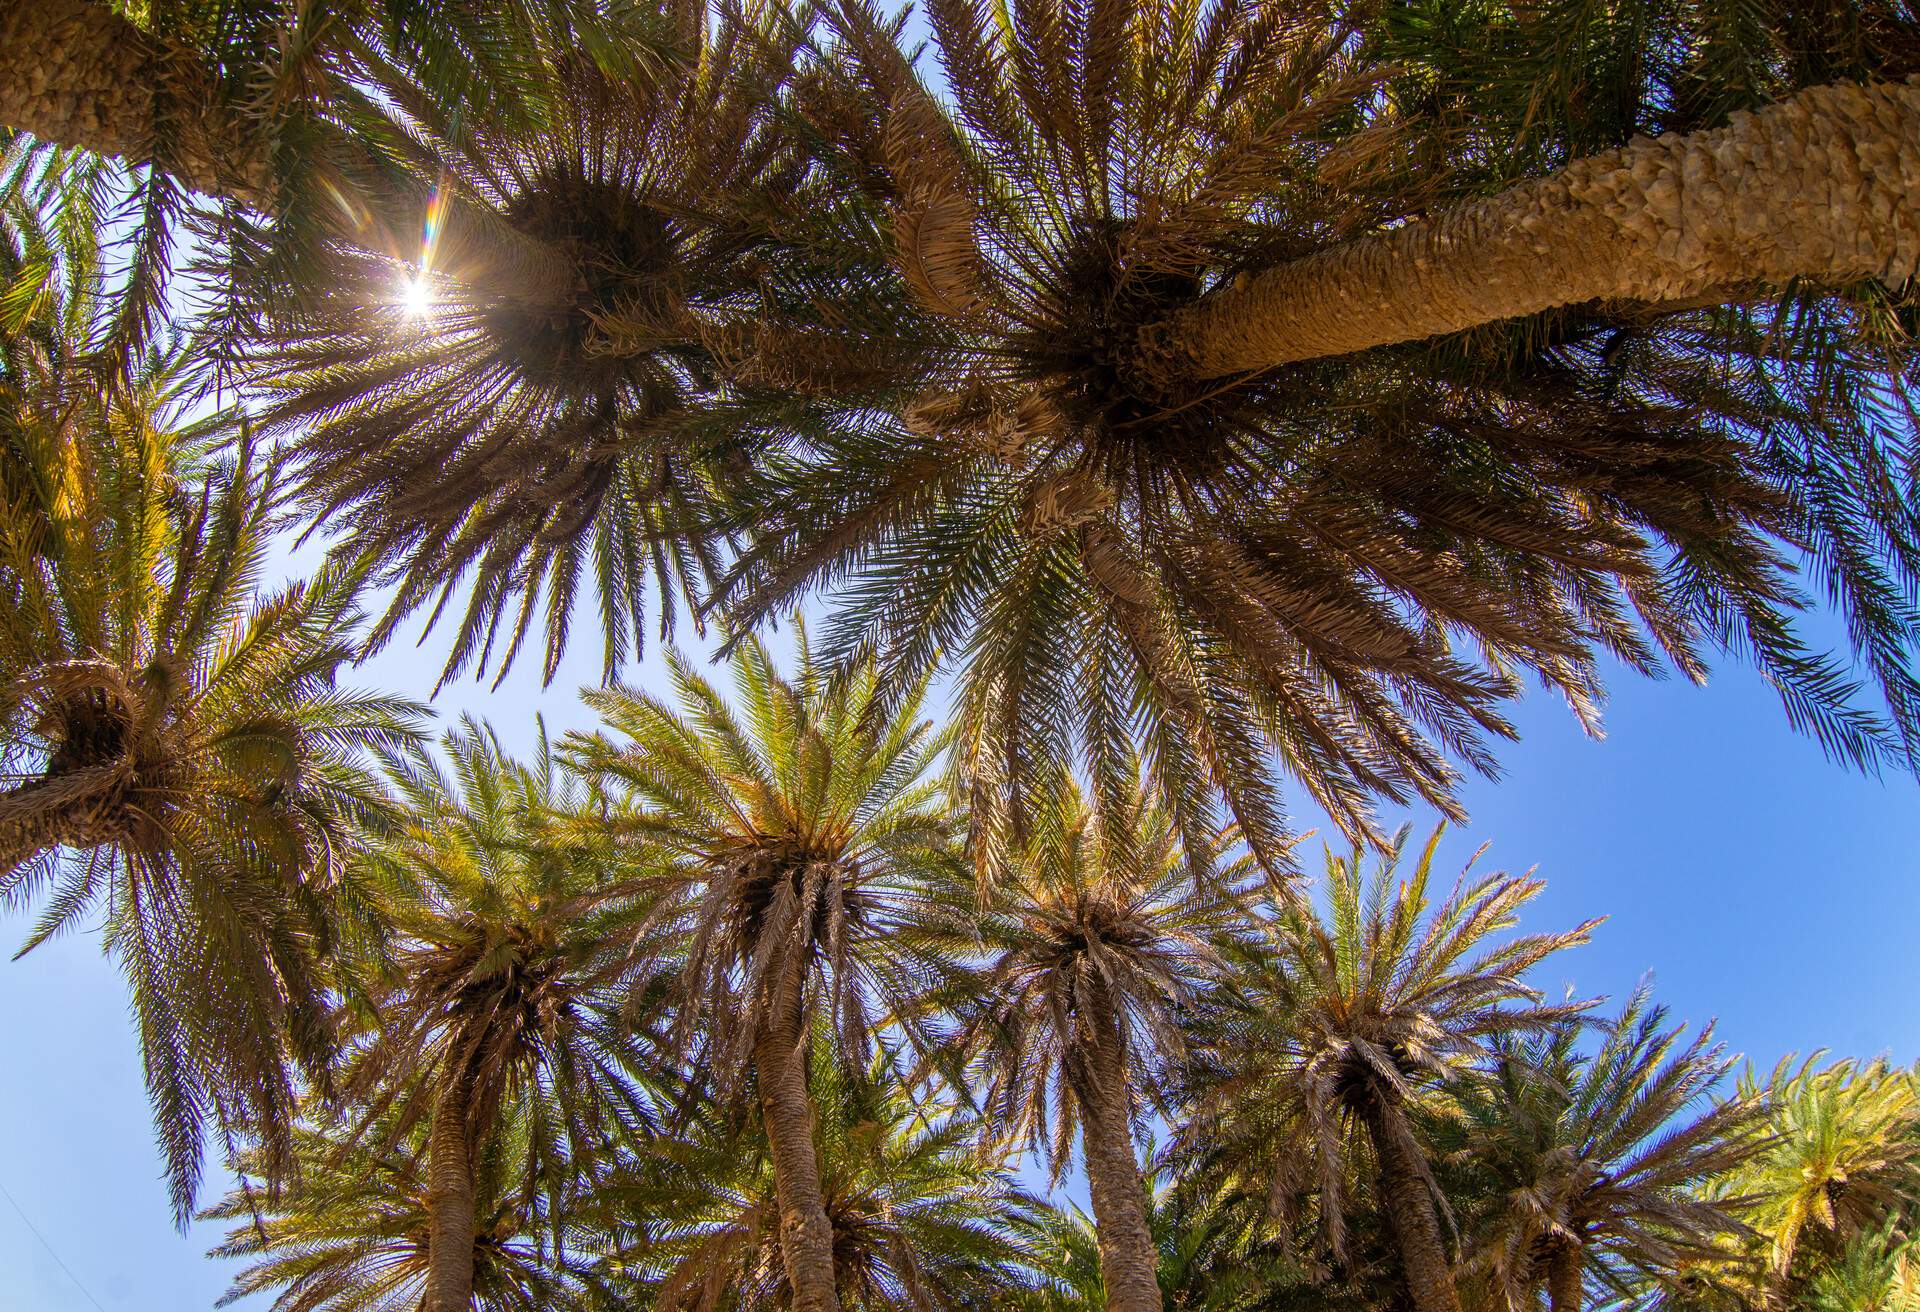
[924,774,1250,1179]
[336,722,667,1228]
[205,1097,609,1312]
[1,163,424,1218]
[565,626,957,1086]
[714,0,1920,873]
[1189,827,1598,1259]
[1438,984,1764,1309]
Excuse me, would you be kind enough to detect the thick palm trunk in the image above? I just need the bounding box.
[1360,1100,1461,1312]
[1546,1243,1584,1312]
[753,961,841,1312]
[1073,994,1165,1312]
[424,1071,478,1312]
[0,0,572,304]
[1150,77,1920,378]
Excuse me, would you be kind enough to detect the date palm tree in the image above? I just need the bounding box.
[205,1097,608,1312]
[717,0,1920,870]
[1439,986,1762,1312]
[335,722,665,1312]
[1721,1055,1920,1302]
[593,1042,1046,1310]
[565,629,956,1312]
[234,0,837,688]
[1188,829,1597,1312]
[922,776,1250,1312]
[1,177,422,1219]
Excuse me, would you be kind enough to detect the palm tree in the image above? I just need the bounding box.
[335,722,664,1312]
[233,0,835,688]
[594,1041,1045,1310]
[1189,828,1597,1312]
[565,630,955,1312]
[923,776,1249,1312]
[205,1098,607,1312]
[1719,1055,1920,1302]
[715,0,1920,870]
[0,178,422,1218]
[1438,985,1763,1312]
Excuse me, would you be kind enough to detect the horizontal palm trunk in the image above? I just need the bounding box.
[1074,995,1165,1312]
[1150,77,1920,378]
[0,0,573,305]
[424,1071,479,1312]
[754,963,841,1312]
[1361,1100,1462,1312]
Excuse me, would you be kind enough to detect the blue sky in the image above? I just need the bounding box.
[4,567,1918,1309]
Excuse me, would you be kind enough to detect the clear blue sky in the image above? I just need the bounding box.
[4,561,1918,1308]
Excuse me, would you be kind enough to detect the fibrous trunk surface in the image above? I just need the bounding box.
[1074,992,1165,1312]
[1361,1100,1462,1312]
[1155,77,1920,378]
[754,959,842,1312]
[424,1071,479,1312]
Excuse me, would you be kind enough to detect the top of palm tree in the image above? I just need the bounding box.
[1188,826,1598,1260]
[566,624,957,1087]
[1437,983,1764,1310]
[227,0,850,690]
[712,0,1920,873]
[336,721,668,1224]
[923,773,1251,1179]
[1,169,425,1218]
[205,1094,609,1312]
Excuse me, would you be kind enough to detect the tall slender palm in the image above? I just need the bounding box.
[205,1098,607,1312]
[1439,986,1763,1312]
[924,777,1249,1312]
[566,630,956,1312]
[1,177,421,1218]
[337,723,664,1312]
[1190,829,1597,1312]
[716,0,1920,870]
[594,1041,1046,1310]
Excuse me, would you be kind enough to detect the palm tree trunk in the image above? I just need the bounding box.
[0,0,573,305]
[1148,77,1920,378]
[752,958,841,1312]
[1546,1243,1584,1312]
[424,1070,479,1312]
[1073,993,1165,1312]
[1360,1099,1461,1312]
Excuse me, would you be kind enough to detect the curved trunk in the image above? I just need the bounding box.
[1546,1242,1584,1312]
[1073,989,1165,1312]
[0,808,71,877]
[424,1070,478,1312]
[0,0,572,304]
[752,957,841,1312]
[1149,77,1920,378]
[1360,1099,1461,1312]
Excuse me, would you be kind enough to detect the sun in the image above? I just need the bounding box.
[398,273,435,320]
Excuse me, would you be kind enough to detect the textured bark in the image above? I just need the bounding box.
[0,0,572,304]
[0,0,265,199]
[753,960,842,1312]
[1546,1243,1584,1312]
[1073,991,1165,1312]
[1361,1100,1461,1312]
[1151,77,1920,378]
[424,1071,479,1312]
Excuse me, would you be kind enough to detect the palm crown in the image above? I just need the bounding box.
[0,170,421,1217]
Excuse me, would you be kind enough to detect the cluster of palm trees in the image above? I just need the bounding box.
[3,0,1920,1307]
